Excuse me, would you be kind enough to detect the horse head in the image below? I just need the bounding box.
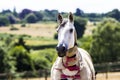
[56,12,77,57]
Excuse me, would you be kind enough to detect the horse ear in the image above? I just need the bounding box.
[57,13,63,24]
[69,12,73,22]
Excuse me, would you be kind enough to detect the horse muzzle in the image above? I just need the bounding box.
[56,43,68,57]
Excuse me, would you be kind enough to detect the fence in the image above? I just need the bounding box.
[94,62,120,80]
[0,62,120,80]
[94,62,120,73]
[0,69,49,80]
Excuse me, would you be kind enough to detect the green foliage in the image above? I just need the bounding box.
[0,15,10,26]
[0,33,33,73]
[24,13,37,23]
[0,30,57,73]
[78,36,92,52]
[0,46,6,73]
[13,7,18,17]
[0,33,16,73]
[85,13,104,21]
[41,9,58,21]
[106,9,120,21]
[21,23,26,27]
[74,16,87,38]
[30,48,57,70]
[9,46,33,72]
[6,13,17,24]
[0,8,119,25]
[75,8,84,16]
[90,18,120,63]
[54,33,58,39]
[33,11,43,21]
[19,9,32,19]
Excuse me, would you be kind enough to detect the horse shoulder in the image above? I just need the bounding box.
[78,48,95,80]
[51,57,64,80]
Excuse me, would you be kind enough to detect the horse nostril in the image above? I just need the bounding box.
[56,46,66,52]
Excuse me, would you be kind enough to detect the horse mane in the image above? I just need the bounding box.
[74,29,78,46]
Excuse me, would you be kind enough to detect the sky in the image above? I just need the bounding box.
[0,0,120,13]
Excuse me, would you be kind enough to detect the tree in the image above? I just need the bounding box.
[0,15,10,26]
[6,14,17,24]
[74,16,87,38]
[0,47,6,72]
[1,9,12,14]
[9,46,33,72]
[13,7,18,17]
[106,9,120,21]
[19,9,32,19]
[33,11,43,21]
[24,13,37,23]
[0,34,15,73]
[41,9,58,21]
[0,34,34,73]
[90,18,120,63]
[75,8,84,16]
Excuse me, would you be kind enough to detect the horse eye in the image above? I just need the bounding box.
[69,28,73,33]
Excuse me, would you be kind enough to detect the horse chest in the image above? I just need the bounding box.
[61,66,80,80]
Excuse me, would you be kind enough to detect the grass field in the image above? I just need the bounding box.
[0,22,57,38]
[0,21,96,38]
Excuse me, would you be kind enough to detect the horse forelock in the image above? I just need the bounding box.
[60,19,68,27]
[57,19,68,32]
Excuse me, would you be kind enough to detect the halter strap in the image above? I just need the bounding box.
[67,45,78,57]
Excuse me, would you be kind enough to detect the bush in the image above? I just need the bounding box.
[10,26,19,30]
[6,14,17,24]
[19,9,32,19]
[30,48,57,70]
[9,46,33,72]
[0,15,10,26]
[24,13,37,23]
[33,11,43,21]
[90,18,120,63]
[54,33,58,39]
[21,23,26,27]
[74,16,87,39]
[78,36,92,52]
[0,46,6,73]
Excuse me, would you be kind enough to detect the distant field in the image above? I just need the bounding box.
[0,21,96,38]
[0,22,57,38]
[24,36,57,46]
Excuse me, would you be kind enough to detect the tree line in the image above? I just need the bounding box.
[0,8,120,26]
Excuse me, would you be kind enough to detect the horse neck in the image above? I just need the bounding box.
[62,46,78,67]
[66,46,78,57]
[74,29,77,45]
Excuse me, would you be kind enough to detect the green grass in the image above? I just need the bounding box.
[25,37,57,46]
[0,22,57,38]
